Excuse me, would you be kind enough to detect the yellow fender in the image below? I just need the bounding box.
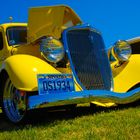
[1,55,61,91]
[112,54,140,92]
[92,54,140,107]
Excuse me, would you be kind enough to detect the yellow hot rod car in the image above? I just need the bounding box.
[0,5,140,123]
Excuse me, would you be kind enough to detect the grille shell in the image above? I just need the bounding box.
[63,27,112,90]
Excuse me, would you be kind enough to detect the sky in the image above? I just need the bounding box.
[0,0,140,48]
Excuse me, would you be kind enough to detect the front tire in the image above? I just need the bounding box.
[2,77,27,123]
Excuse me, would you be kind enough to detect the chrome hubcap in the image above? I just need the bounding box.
[3,79,26,123]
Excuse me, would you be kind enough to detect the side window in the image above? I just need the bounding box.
[0,32,3,50]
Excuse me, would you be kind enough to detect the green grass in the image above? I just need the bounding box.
[0,105,140,140]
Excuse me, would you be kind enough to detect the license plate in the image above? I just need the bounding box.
[37,74,75,95]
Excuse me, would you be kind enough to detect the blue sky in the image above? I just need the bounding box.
[0,0,140,48]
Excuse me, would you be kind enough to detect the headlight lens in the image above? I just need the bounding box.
[40,37,64,63]
[113,40,132,61]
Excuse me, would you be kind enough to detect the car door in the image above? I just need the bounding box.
[0,28,10,62]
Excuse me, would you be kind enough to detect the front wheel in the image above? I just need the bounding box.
[2,78,27,123]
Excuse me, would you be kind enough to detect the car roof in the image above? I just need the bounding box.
[0,23,27,30]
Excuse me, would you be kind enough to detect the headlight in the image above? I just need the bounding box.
[40,37,64,63]
[112,40,132,61]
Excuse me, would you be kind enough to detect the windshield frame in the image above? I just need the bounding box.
[6,26,27,46]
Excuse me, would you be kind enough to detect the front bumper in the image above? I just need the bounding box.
[28,88,140,110]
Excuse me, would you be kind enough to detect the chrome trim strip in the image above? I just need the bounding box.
[28,87,140,110]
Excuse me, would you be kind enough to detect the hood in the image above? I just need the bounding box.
[27,5,82,43]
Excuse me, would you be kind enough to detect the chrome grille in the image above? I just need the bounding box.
[64,27,112,90]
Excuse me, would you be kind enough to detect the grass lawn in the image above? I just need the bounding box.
[0,104,140,140]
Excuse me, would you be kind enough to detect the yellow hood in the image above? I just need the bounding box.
[27,5,82,43]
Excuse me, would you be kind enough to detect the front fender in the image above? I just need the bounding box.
[1,55,61,91]
[112,54,140,92]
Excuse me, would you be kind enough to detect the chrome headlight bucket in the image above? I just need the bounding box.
[112,40,132,62]
[40,37,64,63]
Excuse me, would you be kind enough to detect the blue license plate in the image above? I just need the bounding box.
[37,74,75,95]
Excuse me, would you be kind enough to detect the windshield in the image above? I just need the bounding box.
[7,26,27,46]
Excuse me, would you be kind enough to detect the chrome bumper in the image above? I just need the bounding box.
[27,87,140,110]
